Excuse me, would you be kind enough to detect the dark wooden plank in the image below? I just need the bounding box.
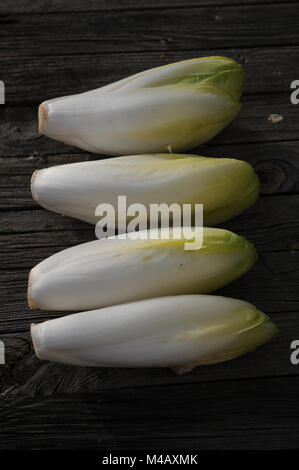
[1,227,93,267]
[0,332,33,395]
[0,249,298,333]
[219,93,298,147]
[0,5,298,59]
[1,194,299,262]
[1,377,299,449]
[0,0,293,15]
[0,106,78,157]
[2,46,297,104]
[0,208,91,234]
[0,93,297,157]
[2,192,299,245]
[0,268,64,333]
[223,196,299,251]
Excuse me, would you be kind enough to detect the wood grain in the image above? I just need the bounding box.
[1,4,298,58]
[1,46,297,104]
[1,194,299,261]
[1,377,299,449]
[0,0,299,451]
[1,191,299,239]
[0,0,294,15]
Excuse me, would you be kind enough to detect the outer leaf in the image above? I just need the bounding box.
[39,57,245,155]
[31,295,278,371]
[28,228,257,311]
[31,153,259,226]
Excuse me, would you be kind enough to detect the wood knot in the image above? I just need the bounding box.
[255,161,287,194]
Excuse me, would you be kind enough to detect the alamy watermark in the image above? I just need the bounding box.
[289,82,299,365]
[290,80,299,105]
[290,340,299,365]
[95,196,203,250]
[0,340,5,365]
[0,81,4,104]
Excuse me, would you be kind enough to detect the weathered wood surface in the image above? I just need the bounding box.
[1,47,298,103]
[0,0,294,15]
[1,377,299,450]
[1,4,298,57]
[1,193,299,245]
[0,0,299,451]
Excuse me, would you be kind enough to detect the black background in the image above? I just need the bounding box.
[0,0,299,451]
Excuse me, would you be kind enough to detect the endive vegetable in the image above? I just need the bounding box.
[31,153,259,226]
[31,295,278,371]
[38,57,245,155]
[28,228,257,311]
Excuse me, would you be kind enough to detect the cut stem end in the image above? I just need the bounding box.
[27,271,38,310]
[38,103,48,134]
